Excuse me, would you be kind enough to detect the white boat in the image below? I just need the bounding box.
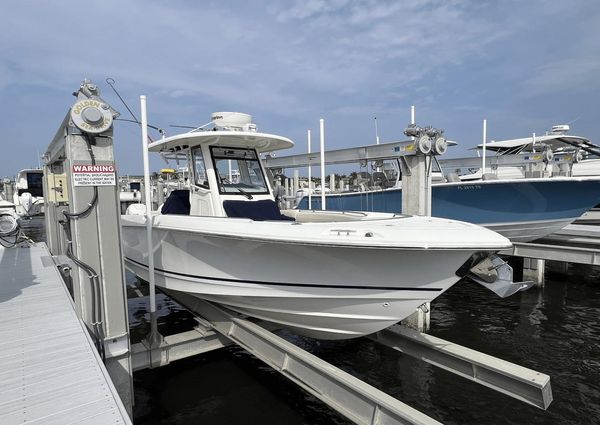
[474,125,600,225]
[13,169,44,217]
[476,125,600,178]
[121,112,511,339]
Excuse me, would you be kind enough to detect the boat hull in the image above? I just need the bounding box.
[298,178,600,242]
[121,219,482,339]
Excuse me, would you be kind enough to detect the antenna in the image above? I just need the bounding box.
[374,117,380,145]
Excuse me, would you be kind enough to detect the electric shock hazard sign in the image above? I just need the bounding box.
[72,164,116,186]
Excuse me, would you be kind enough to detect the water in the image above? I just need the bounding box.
[23,219,600,424]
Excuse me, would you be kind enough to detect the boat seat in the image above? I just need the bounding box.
[223,199,295,221]
[446,172,461,182]
[161,190,191,215]
[482,173,499,180]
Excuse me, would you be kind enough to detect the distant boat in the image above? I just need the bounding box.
[13,169,44,217]
[474,125,600,178]
[121,112,512,340]
[291,125,600,242]
[297,176,600,242]
[474,125,600,224]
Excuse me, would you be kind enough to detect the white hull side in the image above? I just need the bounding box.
[576,209,600,225]
[122,223,478,339]
[482,218,574,242]
[572,159,600,177]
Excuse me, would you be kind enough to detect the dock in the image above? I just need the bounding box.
[0,243,132,425]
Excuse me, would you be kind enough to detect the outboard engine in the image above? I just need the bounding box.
[19,192,33,217]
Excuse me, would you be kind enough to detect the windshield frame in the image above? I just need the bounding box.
[209,146,270,196]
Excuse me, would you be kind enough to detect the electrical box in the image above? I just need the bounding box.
[46,173,69,203]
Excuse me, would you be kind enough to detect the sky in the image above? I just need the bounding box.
[1,0,600,177]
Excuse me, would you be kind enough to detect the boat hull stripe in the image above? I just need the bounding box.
[124,257,444,292]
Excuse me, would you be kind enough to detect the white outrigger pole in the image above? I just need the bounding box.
[319,118,326,210]
[482,119,487,175]
[307,129,312,209]
[140,95,162,348]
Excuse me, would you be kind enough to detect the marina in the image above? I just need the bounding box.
[0,79,598,424]
[3,2,600,422]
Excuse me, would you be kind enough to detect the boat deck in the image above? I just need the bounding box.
[0,243,132,425]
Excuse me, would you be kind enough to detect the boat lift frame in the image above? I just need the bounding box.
[43,80,133,414]
[127,286,552,424]
[437,151,576,177]
[263,139,435,169]
[264,142,577,182]
[263,129,445,218]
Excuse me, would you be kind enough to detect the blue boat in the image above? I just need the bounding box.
[297,177,600,242]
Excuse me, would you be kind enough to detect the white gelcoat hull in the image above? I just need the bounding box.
[482,218,576,242]
[121,215,504,339]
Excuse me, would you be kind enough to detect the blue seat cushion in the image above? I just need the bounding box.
[223,199,294,221]
[161,190,190,215]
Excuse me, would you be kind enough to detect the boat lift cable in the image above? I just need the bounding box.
[59,133,106,360]
[115,118,165,136]
[61,221,105,360]
[432,154,444,177]
[105,77,163,141]
[105,78,140,127]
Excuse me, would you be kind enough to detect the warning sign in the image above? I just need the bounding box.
[72,164,116,186]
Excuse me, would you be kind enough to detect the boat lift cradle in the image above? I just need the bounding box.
[130,288,552,425]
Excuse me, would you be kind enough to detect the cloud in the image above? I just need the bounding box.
[0,0,510,120]
[524,56,600,96]
[1,0,600,174]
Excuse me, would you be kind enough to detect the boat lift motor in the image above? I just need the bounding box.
[400,124,447,217]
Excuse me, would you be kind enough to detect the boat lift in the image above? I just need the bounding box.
[40,80,552,424]
[130,288,552,424]
[264,124,447,217]
[43,80,133,413]
[437,150,578,178]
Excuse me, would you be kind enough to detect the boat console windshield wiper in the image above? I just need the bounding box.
[221,177,253,199]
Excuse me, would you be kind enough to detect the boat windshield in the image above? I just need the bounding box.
[210,146,270,195]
